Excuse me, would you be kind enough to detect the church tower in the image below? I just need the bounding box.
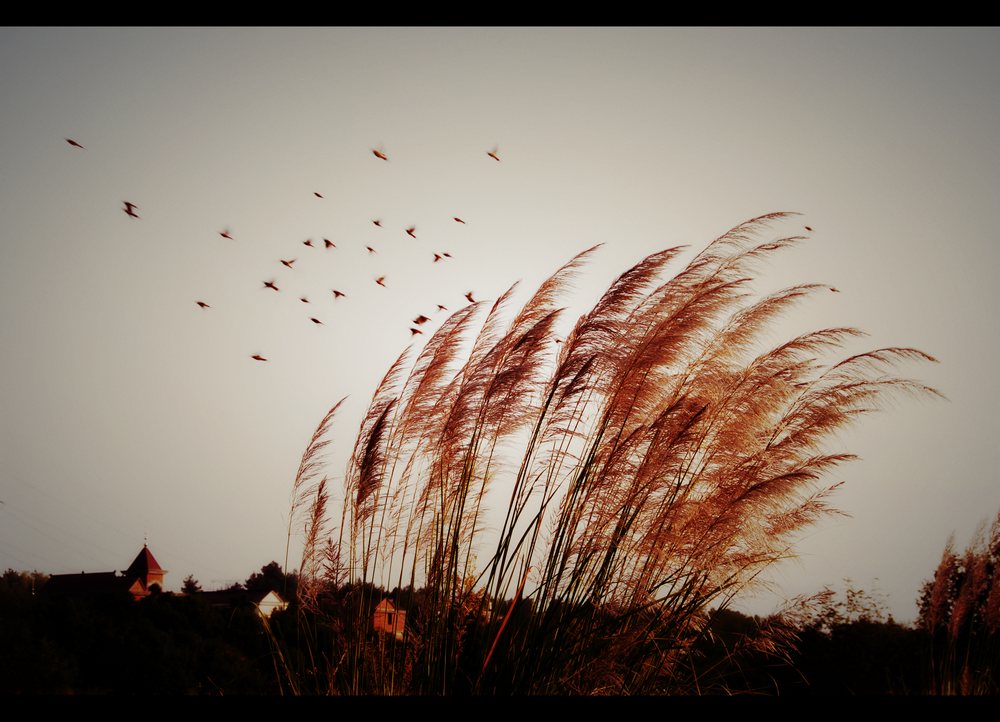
[124,544,166,595]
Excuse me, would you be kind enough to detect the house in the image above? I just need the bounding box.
[198,588,289,618]
[42,544,167,601]
[252,589,288,618]
[373,598,406,640]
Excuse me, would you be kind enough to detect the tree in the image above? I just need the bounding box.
[181,575,202,594]
[245,561,295,597]
[774,582,923,694]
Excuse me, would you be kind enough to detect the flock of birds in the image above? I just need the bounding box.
[66,138,502,363]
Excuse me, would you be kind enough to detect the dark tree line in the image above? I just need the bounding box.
[0,563,293,694]
[4,538,997,695]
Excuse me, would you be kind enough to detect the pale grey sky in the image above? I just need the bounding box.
[0,27,996,621]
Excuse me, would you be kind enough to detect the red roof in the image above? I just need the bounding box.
[374,598,397,612]
[125,544,165,578]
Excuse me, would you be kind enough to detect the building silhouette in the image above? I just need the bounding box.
[42,543,167,601]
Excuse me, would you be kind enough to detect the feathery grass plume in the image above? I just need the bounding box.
[371,305,484,576]
[297,476,329,607]
[919,509,1000,694]
[285,398,346,592]
[289,213,939,695]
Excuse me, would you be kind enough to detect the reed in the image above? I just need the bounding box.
[919,509,1000,694]
[289,212,939,694]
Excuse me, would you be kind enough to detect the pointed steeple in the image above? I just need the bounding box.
[124,544,166,594]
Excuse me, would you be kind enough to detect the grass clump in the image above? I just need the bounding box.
[286,212,939,695]
[919,510,1000,694]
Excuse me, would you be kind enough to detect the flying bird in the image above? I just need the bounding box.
[830,287,840,293]
[366,246,377,254]
[410,328,423,335]
[373,219,383,227]
[372,148,388,161]
[443,252,452,258]
[332,289,346,299]
[406,227,416,239]
[122,201,139,218]
[324,238,336,249]
[805,225,813,232]
[280,258,296,269]
[487,147,500,162]
[465,291,476,303]
[314,191,324,198]
[263,280,279,291]
[375,276,386,287]
[437,304,448,312]
[303,239,314,247]
[219,229,234,240]
[433,253,442,263]
[413,315,430,325]
[196,301,210,309]
[65,138,85,149]
[310,317,323,325]
[251,354,268,362]
[300,296,310,303]
[453,217,465,224]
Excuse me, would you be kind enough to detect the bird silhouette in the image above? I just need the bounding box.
[220,229,234,240]
[410,327,423,335]
[437,304,448,312]
[465,291,476,303]
[413,315,430,325]
[373,219,383,227]
[805,225,813,232]
[372,149,388,161]
[453,217,465,224]
[487,147,500,162]
[123,202,140,218]
[366,246,377,254]
[196,301,210,309]
[433,253,443,263]
[251,354,268,362]
[332,289,346,299]
[314,192,324,198]
[300,296,310,303]
[303,239,314,247]
[310,317,323,325]
[263,280,279,291]
[281,259,296,269]
[406,227,417,239]
[66,138,85,149]
[830,287,840,293]
[443,252,452,258]
[324,239,336,249]
[375,276,386,287]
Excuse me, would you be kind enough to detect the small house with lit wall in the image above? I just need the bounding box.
[373,598,406,640]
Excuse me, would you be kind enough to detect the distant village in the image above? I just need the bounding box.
[40,543,406,638]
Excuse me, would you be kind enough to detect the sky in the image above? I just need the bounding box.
[0,27,997,622]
